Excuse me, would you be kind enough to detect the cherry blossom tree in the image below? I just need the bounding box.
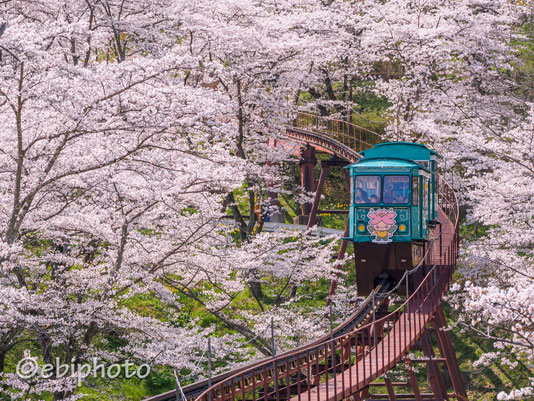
[3,0,532,399]
[452,106,534,399]
[345,0,533,396]
[0,0,350,398]
[0,0,252,398]
[170,0,361,305]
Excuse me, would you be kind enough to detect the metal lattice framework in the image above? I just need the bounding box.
[193,194,459,401]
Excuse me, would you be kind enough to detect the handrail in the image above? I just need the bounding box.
[293,112,382,153]
[193,115,460,401]
[144,281,392,401]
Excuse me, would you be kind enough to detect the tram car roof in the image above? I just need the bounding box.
[359,142,441,161]
[347,157,427,173]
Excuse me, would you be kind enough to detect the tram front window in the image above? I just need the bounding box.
[355,176,381,204]
[383,176,410,204]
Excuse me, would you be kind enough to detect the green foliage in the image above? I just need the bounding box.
[144,367,177,395]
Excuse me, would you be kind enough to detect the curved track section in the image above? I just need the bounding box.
[284,113,381,162]
[147,113,460,401]
[194,193,458,401]
[145,282,392,401]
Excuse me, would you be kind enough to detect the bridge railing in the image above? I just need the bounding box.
[195,176,459,401]
[293,113,382,153]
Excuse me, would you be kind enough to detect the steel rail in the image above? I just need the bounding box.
[144,281,392,401]
[148,113,460,401]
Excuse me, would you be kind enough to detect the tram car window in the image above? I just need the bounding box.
[383,176,410,204]
[345,142,441,296]
[412,176,418,205]
[355,176,380,203]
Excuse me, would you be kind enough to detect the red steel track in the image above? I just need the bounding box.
[285,113,381,162]
[147,113,464,401]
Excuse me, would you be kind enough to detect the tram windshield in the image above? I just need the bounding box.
[383,175,410,204]
[355,176,381,204]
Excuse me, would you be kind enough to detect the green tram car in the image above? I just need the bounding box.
[345,142,440,295]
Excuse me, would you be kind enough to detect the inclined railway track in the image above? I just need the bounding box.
[148,113,464,401]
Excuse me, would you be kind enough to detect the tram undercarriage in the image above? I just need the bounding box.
[355,242,425,296]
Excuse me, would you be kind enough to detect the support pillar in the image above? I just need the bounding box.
[266,138,286,223]
[353,387,368,401]
[307,164,328,229]
[432,305,467,400]
[294,146,317,225]
[384,377,397,401]
[421,329,448,400]
[405,358,423,401]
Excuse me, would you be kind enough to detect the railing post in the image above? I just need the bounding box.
[332,338,337,399]
[271,317,279,401]
[208,338,212,401]
[368,321,372,385]
[330,302,333,339]
[406,273,409,318]
[372,292,378,370]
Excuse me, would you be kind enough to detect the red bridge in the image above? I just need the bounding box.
[147,114,467,401]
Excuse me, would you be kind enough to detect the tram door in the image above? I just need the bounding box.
[412,175,420,237]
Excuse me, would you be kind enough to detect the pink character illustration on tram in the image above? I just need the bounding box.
[367,208,397,243]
